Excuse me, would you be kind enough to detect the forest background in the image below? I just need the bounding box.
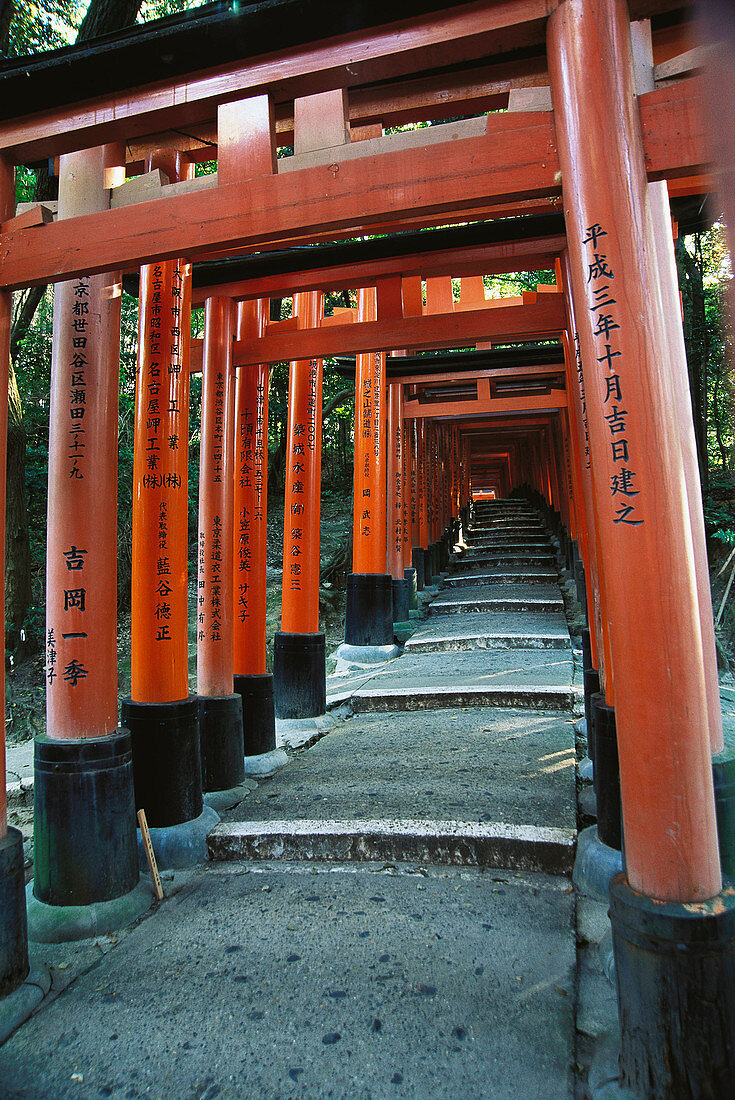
[2,0,734,738]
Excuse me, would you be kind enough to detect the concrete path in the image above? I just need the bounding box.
[1,502,581,1099]
[1,863,575,1100]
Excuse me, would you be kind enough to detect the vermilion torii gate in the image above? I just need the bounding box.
[0,0,733,1093]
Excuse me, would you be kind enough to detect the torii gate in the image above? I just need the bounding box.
[0,1,732,1093]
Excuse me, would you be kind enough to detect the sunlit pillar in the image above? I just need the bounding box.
[274,291,326,717]
[549,1,733,1090]
[196,296,244,793]
[33,144,145,932]
[122,151,205,850]
[339,288,397,660]
[233,299,279,767]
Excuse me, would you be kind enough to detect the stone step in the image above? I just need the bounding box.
[467,528,547,538]
[426,586,565,616]
[470,523,542,533]
[207,704,576,874]
[445,568,558,587]
[405,610,571,652]
[350,650,576,713]
[463,539,552,552]
[353,683,575,713]
[207,819,575,875]
[457,552,556,568]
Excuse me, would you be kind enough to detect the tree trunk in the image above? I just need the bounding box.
[5,370,32,659]
[676,234,709,494]
[77,0,144,41]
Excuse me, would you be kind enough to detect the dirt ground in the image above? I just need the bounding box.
[5,488,353,748]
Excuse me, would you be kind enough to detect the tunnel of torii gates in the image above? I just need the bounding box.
[0,0,734,1092]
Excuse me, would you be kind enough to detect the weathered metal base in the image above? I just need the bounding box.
[273,632,326,719]
[610,873,735,1099]
[122,696,202,828]
[0,828,29,997]
[344,572,394,646]
[199,693,244,793]
[234,672,277,757]
[33,731,139,906]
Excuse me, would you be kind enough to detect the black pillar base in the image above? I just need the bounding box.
[713,750,735,879]
[584,668,600,759]
[575,560,587,619]
[392,577,410,623]
[591,693,621,851]
[199,694,244,793]
[33,730,139,906]
[581,628,592,672]
[273,632,326,719]
[411,547,425,591]
[234,673,276,757]
[424,547,434,587]
[610,873,735,1098]
[427,543,439,582]
[121,696,202,829]
[404,567,418,611]
[0,827,29,997]
[344,573,393,646]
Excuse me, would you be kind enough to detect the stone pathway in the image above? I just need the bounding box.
[2,500,581,1099]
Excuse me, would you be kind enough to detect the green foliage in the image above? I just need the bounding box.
[6,1,84,56]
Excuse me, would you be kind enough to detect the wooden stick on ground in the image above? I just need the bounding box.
[137,808,164,901]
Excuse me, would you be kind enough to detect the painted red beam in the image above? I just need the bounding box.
[403,391,567,418]
[0,78,706,291]
[0,1,554,164]
[190,240,564,305]
[230,296,566,367]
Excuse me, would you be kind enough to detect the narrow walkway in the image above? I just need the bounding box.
[211,500,578,874]
[1,501,581,1100]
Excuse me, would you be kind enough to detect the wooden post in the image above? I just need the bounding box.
[351,289,387,575]
[34,144,141,917]
[387,381,404,581]
[630,18,724,756]
[197,296,244,792]
[386,379,411,623]
[123,150,202,831]
[46,145,124,742]
[342,286,395,652]
[548,0,720,904]
[273,291,326,717]
[0,153,29,997]
[233,299,277,759]
[560,253,613,699]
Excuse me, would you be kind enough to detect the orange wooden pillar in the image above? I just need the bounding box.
[32,144,144,928]
[387,379,411,623]
[561,256,613,703]
[416,419,434,583]
[196,296,244,793]
[341,288,397,657]
[427,421,443,582]
[0,155,29,993]
[401,419,415,590]
[407,419,424,589]
[122,150,203,840]
[392,354,418,609]
[273,291,326,718]
[549,2,734,1090]
[233,299,278,763]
